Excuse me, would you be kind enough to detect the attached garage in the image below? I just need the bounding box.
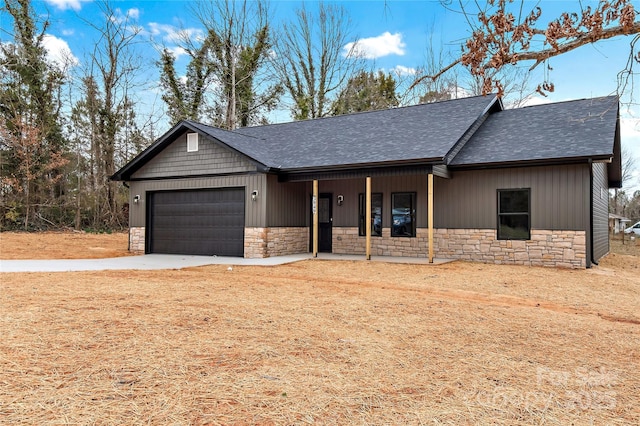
[147,188,245,256]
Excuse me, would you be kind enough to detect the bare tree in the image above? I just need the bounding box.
[79,1,143,227]
[412,0,640,97]
[183,0,281,129]
[621,144,638,187]
[612,145,638,215]
[273,1,362,120]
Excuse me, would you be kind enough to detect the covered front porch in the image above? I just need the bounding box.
[280,166,448,263]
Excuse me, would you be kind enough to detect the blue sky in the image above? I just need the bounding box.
[4,0,640,189]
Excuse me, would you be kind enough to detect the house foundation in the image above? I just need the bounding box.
[435,229,586,268]
[131,225,586,268]
[129,227,145,253]
[244,227,309,258]
[331,227,586,268]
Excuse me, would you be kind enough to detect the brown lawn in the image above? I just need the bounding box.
[0,232,639,424]
[0,231,131,259]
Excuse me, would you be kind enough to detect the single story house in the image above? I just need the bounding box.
[609,213,632,234]
[112,94,622,268]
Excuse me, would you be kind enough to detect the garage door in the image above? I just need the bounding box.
[148,188,245,256]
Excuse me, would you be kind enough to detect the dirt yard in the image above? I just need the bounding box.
[1,232,639,424]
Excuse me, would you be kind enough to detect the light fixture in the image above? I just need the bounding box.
[337,194,344,206]
[133,195,140,204]
[251,190,258,201]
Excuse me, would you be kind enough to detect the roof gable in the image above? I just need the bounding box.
[111,121,267,181]
[132,130,257,180]
[451,96,620,167]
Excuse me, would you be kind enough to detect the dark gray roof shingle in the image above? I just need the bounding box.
[451,96,619,166]
[207,94,498,170]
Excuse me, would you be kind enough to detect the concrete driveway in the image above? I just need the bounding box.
[0,253,313,273]
[1,253,451,273]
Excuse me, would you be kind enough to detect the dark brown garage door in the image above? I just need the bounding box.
[148,188,245,256]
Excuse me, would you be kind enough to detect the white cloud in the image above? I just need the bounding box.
[516,96,551,107]
[148,22,204,44]
[167,46,187,60]
[390,65,417,76]
[343,32,406,59]
[127,8,140,20]
[42,34,78,69]
[620,116,640,141]
[44,0,90,11]
[61,29,75,36]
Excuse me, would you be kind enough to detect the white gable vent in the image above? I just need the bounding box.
[187,133,199,152]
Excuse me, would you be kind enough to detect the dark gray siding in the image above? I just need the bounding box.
[132,131,257,179]
[277,175,429,228]
[265,175,307,227]
[129,174,267,228]
[592,162,609,262]
[435,164,591,230]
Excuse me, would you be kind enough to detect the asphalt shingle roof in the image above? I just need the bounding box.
[197,94,498,170]
[112,94,620,182]
[451,96,619,166]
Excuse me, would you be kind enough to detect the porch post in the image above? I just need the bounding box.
[365,176,372,260]
[313,179,319,257]
[428,173,434,263]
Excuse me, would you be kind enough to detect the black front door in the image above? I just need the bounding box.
[310,193,332,252]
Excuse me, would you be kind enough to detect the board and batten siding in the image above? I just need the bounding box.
[131,131,257,180]
[436,164,591,231]
[265,175,307,227]
[128,174,267,228]
[591,161,610,262]
[278,165,591,232]
[275,175,430,229]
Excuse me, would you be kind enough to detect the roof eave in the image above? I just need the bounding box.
[449,155,613,171]
[278,157,446,174]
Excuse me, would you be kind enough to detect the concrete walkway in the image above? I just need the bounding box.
[0,253,452,273]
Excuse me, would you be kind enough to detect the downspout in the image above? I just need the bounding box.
[122,182,131,251]
[588,160,597,267]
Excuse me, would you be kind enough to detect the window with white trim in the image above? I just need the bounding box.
[187,133,199,152]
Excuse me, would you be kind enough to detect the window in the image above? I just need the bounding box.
[497,189,530,240]
[391,192,416,237]
[359,193,382,237]
[187,133,199,152]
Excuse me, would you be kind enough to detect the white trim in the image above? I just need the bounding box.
[187,133,199,152]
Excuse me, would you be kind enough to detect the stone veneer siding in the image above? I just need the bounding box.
[436,229,586,268]
[129,227,145,253]
[244,227,309,258]
[332,227,587,268]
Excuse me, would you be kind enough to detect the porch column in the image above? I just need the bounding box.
[365,176,372,260]
[428,173,434,263]
[313,179,318,257]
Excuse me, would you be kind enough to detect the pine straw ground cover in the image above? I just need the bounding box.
[0,231,131,259]
[0,239,638,424]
